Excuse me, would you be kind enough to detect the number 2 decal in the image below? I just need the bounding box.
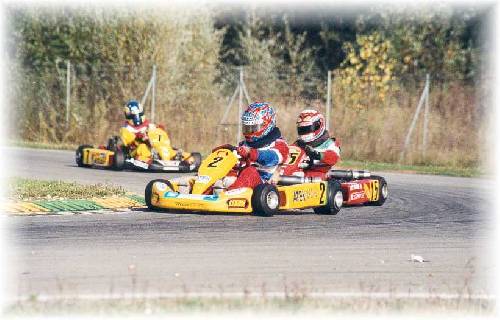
[208,156,223,167]
[319,183,326,204]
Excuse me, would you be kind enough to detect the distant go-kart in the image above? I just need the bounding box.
[145,146,346,216]
[283,145,388,207]
[75,135,202,173]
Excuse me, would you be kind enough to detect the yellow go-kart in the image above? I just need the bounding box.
[144,147,344,216]
[76,135,202,173]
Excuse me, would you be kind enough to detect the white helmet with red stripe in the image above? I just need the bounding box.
[296,109,326,143]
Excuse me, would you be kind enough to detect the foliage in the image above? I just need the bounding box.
[334,32,396,109]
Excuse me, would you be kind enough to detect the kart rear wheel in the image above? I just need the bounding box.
[251,184,279,217]
[145,179,171,211]
[313,180,343,215]
[76,145,93,168]
[366,175,388,206]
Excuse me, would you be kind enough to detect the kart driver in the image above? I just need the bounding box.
[119,99,177,164]
[292,109,341,179]
[215,102,289,190]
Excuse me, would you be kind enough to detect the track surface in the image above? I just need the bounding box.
[4,147,496,299]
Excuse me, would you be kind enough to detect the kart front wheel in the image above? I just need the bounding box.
[366,175,388,206]
[314,180,343,215]
[75,145,93,168]
[145,179,171,211]
[111,148,125,171]
[252,184,279,217]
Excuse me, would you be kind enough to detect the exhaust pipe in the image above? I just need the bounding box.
[278,176,323,186]
[328,170,371,180]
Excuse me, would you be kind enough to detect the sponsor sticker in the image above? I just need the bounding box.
[227,198,248,208]
[350,191,365,201]
[349,183,362,191]
[293,189,318,202]
[92,152,108,165]
[224,188,246,196]
[196,175,210,183]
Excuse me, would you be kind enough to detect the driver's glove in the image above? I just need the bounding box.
[237,146,259,161]
[304,145,321,160]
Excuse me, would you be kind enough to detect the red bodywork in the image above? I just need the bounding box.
[281,146,378,206]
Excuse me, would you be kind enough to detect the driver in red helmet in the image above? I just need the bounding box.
[292,109,341,179]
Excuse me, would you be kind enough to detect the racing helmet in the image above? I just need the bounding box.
[124,100,145,126]
[241,102,276,142]
[296,109,326,143]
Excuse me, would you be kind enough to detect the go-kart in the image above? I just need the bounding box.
[145,146,345,216]
[75,135,202,173]
[283,145,388,207]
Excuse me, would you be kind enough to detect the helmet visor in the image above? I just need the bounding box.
[126,113,143,125]
[297,120,321,135]
[242,123,261,135]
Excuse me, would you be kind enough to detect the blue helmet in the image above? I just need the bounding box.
[123,100,145,126]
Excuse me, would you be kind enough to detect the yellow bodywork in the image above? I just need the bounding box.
[147,147,329,213]
[120,125,192,162]
[82,148,115,167]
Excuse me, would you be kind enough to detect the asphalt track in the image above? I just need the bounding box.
[3,147,496,300]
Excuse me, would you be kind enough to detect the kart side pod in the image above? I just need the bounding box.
[145,179,344,217]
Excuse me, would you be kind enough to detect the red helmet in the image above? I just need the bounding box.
[296,109,326,143]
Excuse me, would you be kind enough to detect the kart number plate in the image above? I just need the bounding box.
[363,180,380,201]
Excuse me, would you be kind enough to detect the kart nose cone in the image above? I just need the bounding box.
[266,191,279,210]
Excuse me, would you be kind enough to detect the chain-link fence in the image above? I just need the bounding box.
[12,61,485,167]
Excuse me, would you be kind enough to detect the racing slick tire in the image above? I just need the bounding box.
[145,179,171,211]
[111,148,125,171]
[313,180,343,215]
[366,175,388,206]
[251,184,279,217]
[76,145,93,168]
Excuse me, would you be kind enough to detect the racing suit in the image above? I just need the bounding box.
[295,130,341,179]
[229,127,289,190]
[119,120,177,163]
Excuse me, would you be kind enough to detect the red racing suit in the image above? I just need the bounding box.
[229,127,289,190]
[294,131,341,179]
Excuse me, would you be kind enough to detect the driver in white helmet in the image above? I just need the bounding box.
[293,109,341,179]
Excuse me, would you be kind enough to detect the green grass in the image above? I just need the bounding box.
[9,178,126,201]
[5,296,494,316]
[9,140,79,151]
[338,159,482,177]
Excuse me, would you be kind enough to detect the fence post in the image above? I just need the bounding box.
[422,74,430,157]
[399,75,429,162]
[237,66,244,145]
[326,70,332,131]
[151,64,157,123]
[65,60,71,128]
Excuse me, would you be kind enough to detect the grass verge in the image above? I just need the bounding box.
[5,296,494,316]
[338,159,482,177]
[9,140,78,151]
[9,178,126,201]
